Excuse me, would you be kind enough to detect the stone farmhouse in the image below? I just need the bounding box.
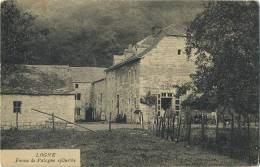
[103,25,196,123]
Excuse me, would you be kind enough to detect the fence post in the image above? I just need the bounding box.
[141,112,144,129]
[177,114,182,142]
[109,112,112,131]
[187,113,192,145]
[52,113,55,131]
[167,117,170,140]
[230,113,234,157]
[215,111,219,150]
[201,113,205,146]
[247,114,251,163]
[16,112,19,130]
[171,115,175,141]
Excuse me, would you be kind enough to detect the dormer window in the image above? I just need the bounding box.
[75,83,79,88]
[178,49,181,55]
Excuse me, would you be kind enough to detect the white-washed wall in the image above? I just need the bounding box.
[0,94,75,127]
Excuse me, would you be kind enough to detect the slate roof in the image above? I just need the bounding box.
[70,67,106,83]
[1,65,74,95]
[105,24,187,72]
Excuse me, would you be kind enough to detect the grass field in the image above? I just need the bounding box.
[1,128,248,167]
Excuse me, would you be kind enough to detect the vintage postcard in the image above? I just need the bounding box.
[0,0,259,166]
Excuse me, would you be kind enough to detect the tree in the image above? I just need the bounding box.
[1,0,48,65]
[183,1,259,116]
[181,2,259,161]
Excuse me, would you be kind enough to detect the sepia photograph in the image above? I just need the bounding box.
[0,0,259,166]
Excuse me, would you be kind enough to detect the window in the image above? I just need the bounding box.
[175,106,180,111]
[162,93,166,97]
[158,94,160,98]
[175,99,180,105]
[75,93,81,100]
[76,108,81,115]
[13,101,22,113]
[168,93,173,97]
[178,49,181,55]
[75,84,79,88]
[158,100,161,104]
[158,106,161,110]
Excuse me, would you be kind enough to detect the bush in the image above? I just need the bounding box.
[115,113,127,123]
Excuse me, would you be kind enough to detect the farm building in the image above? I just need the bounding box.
[104,25,196,123]
[0,65,75,129]
[70,67,106,121]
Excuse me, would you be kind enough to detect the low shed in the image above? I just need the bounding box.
[0,65,75,129]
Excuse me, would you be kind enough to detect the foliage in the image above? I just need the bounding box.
[1,0,49,65]
[140,91,157,107]
[1,0,202,67]
[183,2,259,115]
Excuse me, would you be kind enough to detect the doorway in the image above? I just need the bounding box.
[161,98,172,111]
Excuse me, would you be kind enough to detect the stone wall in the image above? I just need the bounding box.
[139,36,196,119]
[92,79,106,120]
[105,61,141,123]
[0,94,75,128]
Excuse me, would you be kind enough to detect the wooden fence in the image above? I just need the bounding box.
[151,111,259,165]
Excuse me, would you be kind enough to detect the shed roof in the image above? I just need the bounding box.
[70,67,106,83]
[1,65,74,95]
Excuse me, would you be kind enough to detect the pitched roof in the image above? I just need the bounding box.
[70,67,106,83]
[1,65,74,95]
[105,24,186,72]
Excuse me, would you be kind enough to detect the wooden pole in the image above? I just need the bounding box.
[141,112,144,129]
[247,114,251,163]
[16,112,19,130]
[171,115,175,141]
[177,114,182,142]
[52,113,55,131]
[201,113,205,145]
[230,113,234,157]
[16,111,18,130]
[216,111,219,148]
[167,117,170,140]
[31,109,96,133]
[109,112,112,131]
[187,113,192,145]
